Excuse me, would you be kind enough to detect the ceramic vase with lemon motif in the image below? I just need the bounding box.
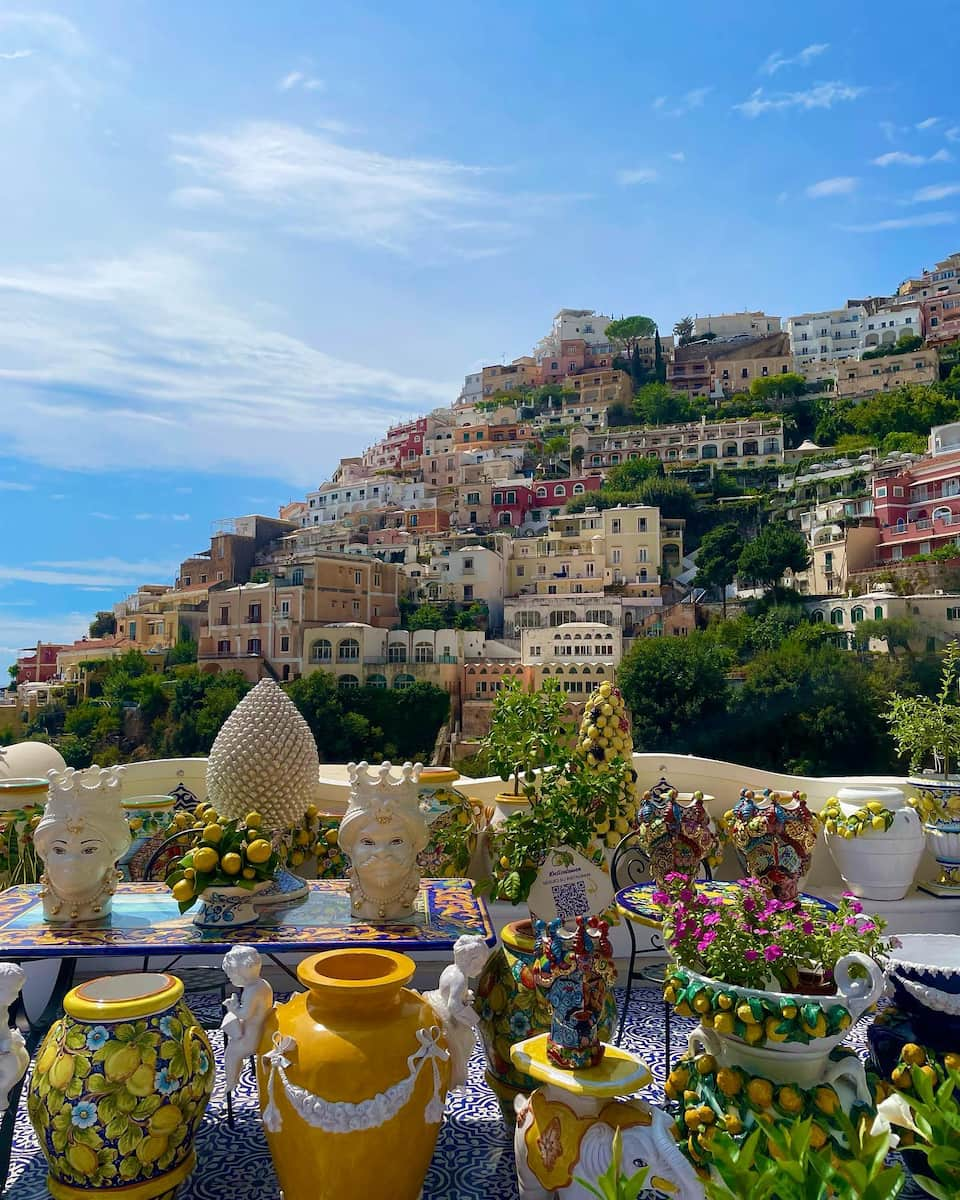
[256,948,451,1200]
[26,972,214,1200]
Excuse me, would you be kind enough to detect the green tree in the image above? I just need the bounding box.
[695,523,745,616]
[617,634,733,755]
[604,458,662,492]
[166,636,198,666]
[737,522,810,588]
[673,315,694,343]
[654,328,666,383]
[635,476,697,521]
[748,372,806,402]
[634,383,694,426]
[284,671,349,761]
[605,401,636,428]
[881,431,927,455]
[89,611,117,638]
[571,445,585,473]
[407,604,446,631]
[605,315,657,354]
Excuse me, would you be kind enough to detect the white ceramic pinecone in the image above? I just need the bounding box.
[206,679,320,830]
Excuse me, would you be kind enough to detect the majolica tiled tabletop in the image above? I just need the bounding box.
[0,879,495,956]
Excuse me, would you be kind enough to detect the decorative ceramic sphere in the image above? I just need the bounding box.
[206,679,320,830]
[0,742,65,782]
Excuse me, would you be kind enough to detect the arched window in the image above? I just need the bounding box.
[701,445,718,459]
[542,666,551,674]
[555,666,564,675]
[516,611,541,628]
[549,610,577,627]
[311,639,332,662]
[553,485,565,497]
[585,609,613,625]
[811,610,824,623]
[387,643,407,663]
[896,518,906,532]
[366,674,387,689]
[934,506,953,524]
[394,674,415,690]
[874,605,884,621]
[337,638,360,661]
[723,442,738,458]
[851,606,865,624]
[573,483,584,494]
[414,643,434,663]
[338,674,359,689]
[830,609,844,626]
[536,486,547,498]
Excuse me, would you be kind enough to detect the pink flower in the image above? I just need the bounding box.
[651,890,670,906]
[829,923,842,933]
[679,888,694,903]
[764,945,783,962]
[696,932,717,951]
[703,912,722,927]
[744,949,759,961]
[801,921,814,936]
[743,898,757,913]
[860,921,876,933]
[709,896,725,908]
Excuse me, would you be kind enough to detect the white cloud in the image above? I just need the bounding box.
[0,12,87,55]
[668,151,685,162]
[841,211,956,234]
[616,167,659,185]
[735,81,866,118]
[776,190,789,204]
[652,88,710,117]
[909,183,960,203]
[89,511,116,520]
[169,186,225,209]
[806,175,858,198]
[0,480,33,491]
[49,493,65,501]
[948,126,960,143]
[916,117,941,130]
[172,513,191,521]
[0,555,178,587]
[760,44,829,75]
[134,512,154,521]
[170,120,557,256]
[278,70,324,93]
[872,149,953,167]
[0,49,32,60]
[0,611,90,654]
[0,246,456,484]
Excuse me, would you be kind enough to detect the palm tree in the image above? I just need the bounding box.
[673,315,694,342]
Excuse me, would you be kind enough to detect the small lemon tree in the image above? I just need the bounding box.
[885,640,960,776]
[480,677,569,797]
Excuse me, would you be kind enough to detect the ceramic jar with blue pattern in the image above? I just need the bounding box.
[27,971,214,1200]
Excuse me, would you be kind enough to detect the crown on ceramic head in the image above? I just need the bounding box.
[39,766,130,847]
[345,760,422,825]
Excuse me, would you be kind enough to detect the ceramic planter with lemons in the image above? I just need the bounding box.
[822,787,925,902]
[164,808,280,927]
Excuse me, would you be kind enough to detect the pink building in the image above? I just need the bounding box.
[491,482,534,527]
[14,642,70,684]
[872,449,960,562]
[922,294,960,345]
[538,340,616,384]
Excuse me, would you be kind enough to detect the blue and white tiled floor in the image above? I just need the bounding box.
[4,986,924,1199]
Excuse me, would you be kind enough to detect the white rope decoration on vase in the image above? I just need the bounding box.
[261,1025,449,1134]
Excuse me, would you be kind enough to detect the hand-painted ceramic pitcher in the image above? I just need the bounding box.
[27,972,214,1200]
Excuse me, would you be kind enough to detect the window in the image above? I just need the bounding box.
[279,635,290,653]
[246,638,261,655]
[338,638,360,661]
[183,576,191,587]
[611,519,621,534]
[463,585,474,600]
[200,573,207,584]
[553,485,564,498]
[516,565,525,577]
[493,492,503,505]
[893,487,904,497]
[280,599,290,616]
[373,574,381,589]
[354,570,362,585]
[218,606,229,625]
[507,491,516,504]
[851,606,865,624]
[388,644,407,663]
[247,603,261,623]
[876,486,887,497]
[338,675,359,689]
[874,606,884,621]
[830,609,844,626]
[414,643,434,663]
[948,608,960,621]
[353,600,361,614]
[394,674,415,690]
[811,611,824,624]
[536,486,547,498]
[311,639,332,662]
[367,674,387,688]
[217,639,231,654]
[611,549,621,564]
[573,483,584,495]
[408,514,418,527]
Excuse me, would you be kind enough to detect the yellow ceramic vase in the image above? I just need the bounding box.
[256,949,451,1200]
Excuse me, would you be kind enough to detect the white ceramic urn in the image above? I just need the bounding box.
[824,786,924,901]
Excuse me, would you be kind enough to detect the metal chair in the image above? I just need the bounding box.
[610,831,712,1077]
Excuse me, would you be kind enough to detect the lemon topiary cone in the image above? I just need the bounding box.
[575,680,638,848]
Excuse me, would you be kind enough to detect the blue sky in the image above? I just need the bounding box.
[1,0,959,670]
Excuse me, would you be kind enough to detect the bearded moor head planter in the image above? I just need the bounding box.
[34,766,130,924]
[725,788,818,902]
[338,761,427,922]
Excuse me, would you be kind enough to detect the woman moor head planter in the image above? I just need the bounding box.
[34,766,129,923]
[338,761,428,922]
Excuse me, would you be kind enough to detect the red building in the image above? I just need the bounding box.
[922,294,960,346]
[538,340,616,384]
[14,642,70,684]
[491,476,602,527]
[872,449,960,562]
[491,482,534,527]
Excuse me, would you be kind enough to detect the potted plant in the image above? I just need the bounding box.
[480,677,569,822]
[164,805,280,927]
[821,787,925,901]
[886,642,960,891]
[657,876,888,1166]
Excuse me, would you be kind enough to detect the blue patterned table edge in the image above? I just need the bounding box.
[0,879,495,957]
[616,880,839,928]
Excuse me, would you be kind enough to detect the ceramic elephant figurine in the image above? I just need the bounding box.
[513,1088,704,1200]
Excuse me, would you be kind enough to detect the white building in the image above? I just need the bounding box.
[535,309,613,358]
[692,312,781,340]
[860,303,921,353]
[458,372,482,407]
[787,306,865,366]
[521,621,623,667]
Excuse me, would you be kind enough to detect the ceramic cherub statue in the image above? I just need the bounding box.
[221,945,274,1093]
[0,964,29,1116]
[424,934,491,1090]
[338,762,427,921]
[35,766,130,923]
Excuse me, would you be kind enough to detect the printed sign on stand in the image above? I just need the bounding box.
[527,845,615,925]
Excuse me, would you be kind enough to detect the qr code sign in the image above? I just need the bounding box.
[551,879,590,920]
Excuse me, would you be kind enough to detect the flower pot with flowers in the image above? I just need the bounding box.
[480,677,570,824]
[164,809,280,927]
[657,876,888,1170]
[821,787,925,901]
[474,757,631,1121]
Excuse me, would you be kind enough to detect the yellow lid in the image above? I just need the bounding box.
[65,972,184,1022]
[510,1033,653,1097]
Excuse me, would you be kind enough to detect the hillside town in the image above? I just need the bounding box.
[10,250,960,755]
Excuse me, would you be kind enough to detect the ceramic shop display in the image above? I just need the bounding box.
[664,954,885,1167]
[511,1037,704,1200]
[821,786,924,901]
[724,787,818,901]
[27,971,214,1200]
[34,766,130,923]
[908,775,960,894]
[634,778,717,883]
[532,916,616,1071]
[205,678,320,909]
[475,920,617,1123]
[256,948,453,1200]
[220,945,274,1093]
[417,768,482,878]
[338,760,427,921]
[312,810,348,879]
[119,795,178,881]
[0,963,29,1116]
